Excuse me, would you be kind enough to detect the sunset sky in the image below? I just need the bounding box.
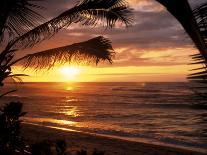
[12,0,206,82]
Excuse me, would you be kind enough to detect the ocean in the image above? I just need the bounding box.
[1,82,207,152]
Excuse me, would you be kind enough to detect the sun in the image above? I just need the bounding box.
[59,66,80,81]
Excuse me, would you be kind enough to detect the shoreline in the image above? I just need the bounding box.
[21,123,206,155]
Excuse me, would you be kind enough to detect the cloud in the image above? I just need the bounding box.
[12,0,200,68]
[128,0,164,12]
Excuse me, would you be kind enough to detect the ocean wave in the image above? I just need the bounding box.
[23,120,207,152]
[4,82,207,152]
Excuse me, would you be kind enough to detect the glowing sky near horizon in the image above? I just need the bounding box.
[11,0,206,82]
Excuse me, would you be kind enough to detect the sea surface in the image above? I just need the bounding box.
[1,82,207,153]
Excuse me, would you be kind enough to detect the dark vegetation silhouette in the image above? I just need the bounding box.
[76,149,105,155]
[32,140,105,155]
[31,140,67,155]
[0,0,132,154]
[0,0,132,94]
[156,0,207,103]
[0,101,27,154]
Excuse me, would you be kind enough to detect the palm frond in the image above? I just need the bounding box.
[7,74,28,84]
[193,2,207,47]
[188,53,207,80]
[156,0,207,60]
[188,2,207,100]
[75,0,133,27]
[0,90,17,98]
[13,36,114,70]
[0,0,45,41]
[8,0,132,50]
[188,53,207,100]
[156,0,207,103]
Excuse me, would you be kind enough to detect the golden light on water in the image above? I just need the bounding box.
[66,86,74,91]
[23,117,77,125]
[65,107,80,117]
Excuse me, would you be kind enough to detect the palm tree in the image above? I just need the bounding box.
[0,1,132,152]
[0,0,132,96]
[156,0,207,98]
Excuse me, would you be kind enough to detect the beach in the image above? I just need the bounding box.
[22,123,206,155]
[2,82,206,153]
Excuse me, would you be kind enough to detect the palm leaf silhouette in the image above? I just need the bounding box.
[157,0,207,99]
[0,0,44,41]
[11,36,114,70]
[156,0,207,58]
[0,0,132,88]
[8,0,132,50]
[189,2,207,98]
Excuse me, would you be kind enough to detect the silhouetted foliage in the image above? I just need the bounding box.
[92,149,105,155]
[0,101,26,154]
[76,149,87,155]
[31,140,67,155]
[193,2,207,47]
[156,0,207,99]
[0,0,44,42]
[188,2,207,101]
[31,141,51,155]
[156,0,207,59]
[0,0,131,154]
[188,53,207,106]
[0,0,132,92]
[76,149,105,155]
[56,139,67,155]
[31,139,105,155]
[0,0,132,154]
[19,36,115,70]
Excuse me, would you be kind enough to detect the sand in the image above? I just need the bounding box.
[21,123,207,155]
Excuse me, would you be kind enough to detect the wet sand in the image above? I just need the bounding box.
[21,123,206,155]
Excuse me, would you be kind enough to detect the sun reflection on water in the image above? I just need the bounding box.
[64,107,80,117]
[66,86,74,91]
[23,117,77,125]
[66,99,79,102]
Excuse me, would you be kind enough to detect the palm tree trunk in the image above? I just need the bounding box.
[156,0,207,61]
